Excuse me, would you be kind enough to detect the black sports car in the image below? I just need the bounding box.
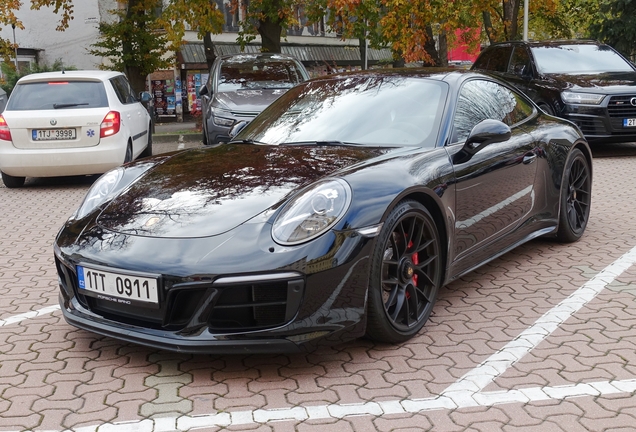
[54,69,592,354]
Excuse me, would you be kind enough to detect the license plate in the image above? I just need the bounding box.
[77,265,159,309]
[624,118,636,127]
[32,128,77,141]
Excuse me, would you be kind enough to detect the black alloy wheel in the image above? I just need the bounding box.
[366,200,442,343]
[557,148,591,242]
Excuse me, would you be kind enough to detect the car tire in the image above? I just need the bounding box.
[140,124,153,158]
[556,148,591,243]
[366,200,443,343]
[124,142,133,164]
[1,172,26,188]
[538,103,554,116]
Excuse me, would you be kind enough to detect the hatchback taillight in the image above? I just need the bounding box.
[100,111,121,138]
[0,115,12,141]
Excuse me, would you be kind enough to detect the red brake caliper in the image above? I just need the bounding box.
[407,241,418,298]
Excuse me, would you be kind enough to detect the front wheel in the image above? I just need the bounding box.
[556,148,591,243]
[366,200,443,343]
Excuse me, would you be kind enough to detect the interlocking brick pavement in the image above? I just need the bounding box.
[1,142,636,431]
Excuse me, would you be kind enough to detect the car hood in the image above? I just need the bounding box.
[546,71,636,94]
[214,89,290,113]
[97,144,389,238]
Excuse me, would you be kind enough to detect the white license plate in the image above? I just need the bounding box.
[624,118,636,127]
[32,128,77,141]
[77,265,159,308]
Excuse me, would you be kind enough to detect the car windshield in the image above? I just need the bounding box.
[530,44,634,74]
[7,80,109,111]
[238,76,448,148]
[218,57,305,92]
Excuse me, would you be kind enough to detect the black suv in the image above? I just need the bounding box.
[472,40,636,143]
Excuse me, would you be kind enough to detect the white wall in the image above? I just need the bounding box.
[0,0,118,70]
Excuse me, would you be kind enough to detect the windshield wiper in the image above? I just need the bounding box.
[280,140,359,147]
[227,138,269,145]
[53,103,89,109]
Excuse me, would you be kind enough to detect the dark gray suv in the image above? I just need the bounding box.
[472,40,636,143]
[199,53,310,145]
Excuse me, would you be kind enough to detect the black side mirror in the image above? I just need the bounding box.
[453,119,511,164]
[199,85,209,97]
[139,91,152,103]
[229,120,248,139]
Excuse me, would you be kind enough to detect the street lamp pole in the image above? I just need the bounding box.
[11,23,18,69]
[523,0,529,41]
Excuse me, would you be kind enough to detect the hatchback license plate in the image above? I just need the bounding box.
[77,265,159,308]
[624,118,636,127]
[32,128,77,141]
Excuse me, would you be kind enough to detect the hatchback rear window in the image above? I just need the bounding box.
[7,81,109,111]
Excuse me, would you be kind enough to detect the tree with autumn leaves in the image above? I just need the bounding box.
[1,0,634,92]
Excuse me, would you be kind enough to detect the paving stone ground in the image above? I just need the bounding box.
[1,141,636,431]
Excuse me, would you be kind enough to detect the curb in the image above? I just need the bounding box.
[153,133,202,143]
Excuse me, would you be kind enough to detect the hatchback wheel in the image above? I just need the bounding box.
[1,172,26,188]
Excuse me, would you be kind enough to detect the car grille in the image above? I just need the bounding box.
[56,256,304,333]
[608,95,636,118]
[208,276,304,331]
[571,117,607,136]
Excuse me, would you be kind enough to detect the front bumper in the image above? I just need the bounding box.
[563,94,636,142]
[54,221,375,354]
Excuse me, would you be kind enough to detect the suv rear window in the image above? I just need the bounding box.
[7,81,109,111]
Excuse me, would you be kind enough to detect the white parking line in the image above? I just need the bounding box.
[3,245,636,431]
[0,304,60,327]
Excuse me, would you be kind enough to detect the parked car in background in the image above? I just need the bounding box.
[54,69,591,354]
[472,40,636,143]
[199,53,310,145]
[0,70,153,188]
[0,88,7,113]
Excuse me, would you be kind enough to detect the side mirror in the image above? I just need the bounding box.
[139,92,152,103]
[229,120,248,139]
[453,119,511,164]
[199,85,209,97]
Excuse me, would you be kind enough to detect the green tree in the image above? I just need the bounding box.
[0,58,75,95]
[590,0,636,60]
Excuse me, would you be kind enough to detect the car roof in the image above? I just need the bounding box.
[218,53,301,63]
[487,39,601,48]
[16,70,124,84]
[316,67,482,86]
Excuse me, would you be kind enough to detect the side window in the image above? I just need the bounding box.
[110,76,137,104]
[452,80,533,142]
[508,46,532,77]
[474,46,512,72]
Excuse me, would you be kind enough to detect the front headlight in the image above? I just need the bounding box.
[272,179,352,245]
[212,108,235,127]
[561,91,605,105]
[73,167,124,220]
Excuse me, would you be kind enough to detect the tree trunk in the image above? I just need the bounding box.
[422,24,440,67]
[258,17,282,53]
[203,31,217,70]
[483,11,496,43]
[503,0,521,40]
[359,37,367,70]
[438,30,448,67]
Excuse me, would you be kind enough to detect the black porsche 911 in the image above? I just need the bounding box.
[54,69,592,354]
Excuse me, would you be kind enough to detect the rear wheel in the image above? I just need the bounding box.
[366,200,443,343]
[1,172,26,188]
[124,142,133,164]
[140,124,153,158]
[556,148,591,242]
